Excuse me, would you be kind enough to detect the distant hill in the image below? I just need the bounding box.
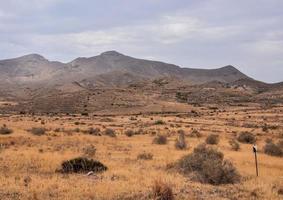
[0,51,282,114]
[0,51,249,88]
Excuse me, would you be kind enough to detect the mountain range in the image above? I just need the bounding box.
[0,51,249,87]
[0,51,282,114]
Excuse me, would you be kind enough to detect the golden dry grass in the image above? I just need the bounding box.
[0,105,283,199]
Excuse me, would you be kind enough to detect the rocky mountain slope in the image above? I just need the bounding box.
[0,51,249,88]
[0,51,282,114]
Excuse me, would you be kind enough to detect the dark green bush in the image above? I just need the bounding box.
[59,157,107,173]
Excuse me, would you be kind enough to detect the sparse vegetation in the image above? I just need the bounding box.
[137,152,153,160]
[206,134,220,145]
[58,157,107,173]
[175,130,187,150]
[229,139,240,151]
[29,127,46,136]
[263,142,283,157]
[237,132,256,144]
[0,125,13,135]
[189,129,202,138]
[104,128,116,137]
[0,106,282,199]
[155,120,166,125]
[125,129,135,137]
[176,144,240,185]
[151,180,174,200]
[153,135,167,145]
[83,145,97,157]
[84,127,101,135]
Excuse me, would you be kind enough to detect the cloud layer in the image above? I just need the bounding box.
[0,0,282,82]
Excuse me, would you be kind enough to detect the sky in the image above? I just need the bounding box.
[0,0,282,83]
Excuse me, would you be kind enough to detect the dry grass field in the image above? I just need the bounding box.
[0,104,283,200]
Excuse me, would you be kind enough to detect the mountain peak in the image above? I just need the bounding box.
[19,54,47,61]
[220,65,238,71]
[100,51,124,57]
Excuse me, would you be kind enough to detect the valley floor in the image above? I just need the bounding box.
[0,105,283,200]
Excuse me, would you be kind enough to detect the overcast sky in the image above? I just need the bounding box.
[0,0,282,83]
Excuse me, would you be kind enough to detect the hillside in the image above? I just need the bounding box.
[0,51,282,114]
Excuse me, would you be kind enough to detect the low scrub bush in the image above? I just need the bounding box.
[206,134,220,145]
[84,127,101,136]
[176,144,240,185]
[278,140,283,149]
[152,180,174,200]
[153,135,167,145]
[229,139,240,151]
[155,120,166,125]
[188,129,202,138]
[237,132,256,144]
[83,145,97,157]
[29,127,46,136]
[104,128,116,137]
[58,157,107,173]
[0,125,13,135]
[125,129,135,137]
[263,142,283,157]
[137,152,153,160]
[175,131,187,150]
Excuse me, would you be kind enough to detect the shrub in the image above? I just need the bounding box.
[262,124,269,132]
[265,138,273,143]
[104,128,116,137]
[125,129,135,137]
[206,134,220,145]
[29,127,46,136]
[155,120,166,125]
[85,127,101,136]
[152,180,174,200]
[229,139,240,151]
[263,142,283,157]
[237,132,256,144]
[58,157,107,173]
[81,112,89,116]
[0,125,13,135]
[278,140,283,149]
[137,152,153,160]
[175,131,187,150]
[83,145,97,157]
[153,135,167,145]
[176,144,240,185]
[54,128,61,132]
[189,129,202,138]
